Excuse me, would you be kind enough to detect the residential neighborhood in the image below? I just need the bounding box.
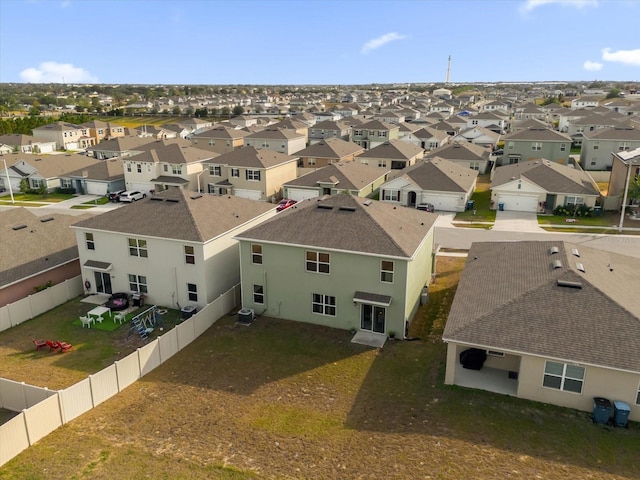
[2,79,640,479]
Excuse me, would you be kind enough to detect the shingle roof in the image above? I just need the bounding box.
[235,194,437,258]
[130,142,219,164]
[87,135,156,152]
[296,138,364,159]
[33,121,83,132]
[1,208,93,288]
[72,188,275,242]
[358,139,424,160]
[491,159,599,195]
[192,125,250,140]
[425,141,490,162]
[283,162,389,190]
[443,241,640,372]
[583,125,640,141]
[311,119,350,131]
[358,120,399,131]
[4,152,102,179]
[397,157,478,192]
[503,127,571,142]
[245,128,305,140]
[64,157,124,181]
[201,146,296,168]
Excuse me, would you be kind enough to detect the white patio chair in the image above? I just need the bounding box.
[80,316,93,328]
[113,312,126,324]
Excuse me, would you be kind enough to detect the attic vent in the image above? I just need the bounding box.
[40,217,54,223]
[576,262,585,272]
[557,279,582,289]
[363,200,373,206]
[571,248,580,257]
[12,224,27,231]
[150,197,164,201]
[317,204,333,210]
[552,259,563,269]
[165,198,179,203]
[549,246,559,255]
[339,206,356,212]
[190,194,203,200]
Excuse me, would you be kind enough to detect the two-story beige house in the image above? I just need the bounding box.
[243,128,306,155]
[190,125,250,154]
[200,146,298,201]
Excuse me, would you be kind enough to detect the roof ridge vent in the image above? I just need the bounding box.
[12,224,27,231]
[40,217,54,223]
[557,279,582,288]
[552,259,563,269]
[317,204,333,210]
[576,262,585,272]
[165,198,180,203]
[339,206,356,212]
[571,248,580,257]
[549,246,560,255]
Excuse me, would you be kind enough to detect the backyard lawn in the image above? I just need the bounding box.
[454,174,496,223]
[1,257,639,479]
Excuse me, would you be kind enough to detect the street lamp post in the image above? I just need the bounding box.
[2,158,15,204]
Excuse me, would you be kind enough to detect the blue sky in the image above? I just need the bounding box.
[1,0,639,85]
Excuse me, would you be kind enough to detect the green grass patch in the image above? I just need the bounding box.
[6,193,74,202]
[0,200,47,206]
[454,188,496,222]
[83,196,110,205]
[538,214,619,227]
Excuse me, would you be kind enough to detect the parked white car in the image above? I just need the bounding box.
[119,191,146,202]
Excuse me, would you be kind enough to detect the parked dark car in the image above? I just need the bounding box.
[417,203,435,212]
[108,190,126,202]
[276,199,297,212]
[490,149,504,157]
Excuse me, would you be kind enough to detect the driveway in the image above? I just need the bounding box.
[492,210,544,232]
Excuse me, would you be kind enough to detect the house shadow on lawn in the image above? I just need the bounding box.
[141,314,372,396]
[342,332,640,478]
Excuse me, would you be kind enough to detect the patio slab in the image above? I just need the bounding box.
[351,330,387,348]
[81,294,109,305]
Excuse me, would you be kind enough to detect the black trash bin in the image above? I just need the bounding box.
[466,200,475,211]
[498,202,504,211]
[592,397,612,424]
[594,206,602,216]
[181,305,197,319]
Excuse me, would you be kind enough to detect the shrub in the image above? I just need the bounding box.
[553,205,593,217]
[56,187,75,194]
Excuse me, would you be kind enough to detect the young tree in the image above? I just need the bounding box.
[232,105,245,116]
[628,175,640,203]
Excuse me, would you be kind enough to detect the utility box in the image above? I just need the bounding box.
[613,401,631,427]
[592,397,612,424]
[181,305,197,319]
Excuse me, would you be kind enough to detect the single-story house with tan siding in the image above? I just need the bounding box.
[443,241,640,422]
[490,159,600,213]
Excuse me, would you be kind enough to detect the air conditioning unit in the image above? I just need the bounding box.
[237,308,255,325]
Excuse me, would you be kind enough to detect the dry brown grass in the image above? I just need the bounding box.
[2,257,640,479]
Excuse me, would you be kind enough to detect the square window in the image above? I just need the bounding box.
[543,361,584,394]
[128,238,148,258]
[128,274,148,293]
[311,293,336,316]
[306,251,330,274]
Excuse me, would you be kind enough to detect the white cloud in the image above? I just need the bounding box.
[361,32,406,54]
[583,60,603,71]
[602,48,640,66]
[521,0,598,12]
[20,61,98,83]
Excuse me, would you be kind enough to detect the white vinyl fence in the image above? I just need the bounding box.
[0,284,241,466]
[0,276,84,332]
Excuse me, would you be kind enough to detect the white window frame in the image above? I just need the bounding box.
[187,283,198,302]
[542,361,585,394]
[184,245,195,264]
[128,238,148,258]
[246,169,261,181]
[531,142,542,151]
[85,232,95,250]
[231,168,240,177]
[253,284,264,304]
[382,190,400,202]
[380,260,394,283]
[172,165,182,174]
[306,251,330,274]
[128,274,148,293]
[251,243,263,264]
[209,165,222,176]
[312,293,336,316]
[565,196,584,208]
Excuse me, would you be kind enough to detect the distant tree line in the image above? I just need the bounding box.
[0,114,92,135]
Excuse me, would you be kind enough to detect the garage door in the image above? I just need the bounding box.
[498,194,539,212]
[234,189,262,201]
[86,182,108,196]
[421,194,461,212]
[288,188,319,202]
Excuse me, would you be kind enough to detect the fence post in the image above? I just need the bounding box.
[88,375,96,408]
[114,360,121,393]
[22,410,32,446]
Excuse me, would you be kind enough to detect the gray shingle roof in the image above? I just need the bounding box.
[398,157,478,192]
[235,194,437,258]
[4,152,103,179]
[284,162,389,190]
[130,142,219,164]
[1,208,93,288]
[503,127,572,142]
[425,141,490,162]
[491,159,599,195]
[358,139,424,160]
[72,188,275,242]
[443,241,640,372]
[201,146,296,168]
[296,138,364,159]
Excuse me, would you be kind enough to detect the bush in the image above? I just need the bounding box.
[56,187,76,194]
[553,205,593,217]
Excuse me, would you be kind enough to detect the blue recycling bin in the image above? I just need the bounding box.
[592,397,612,424]
[613,401,631,427]
[594,206,602,216]
[498,202,504,211]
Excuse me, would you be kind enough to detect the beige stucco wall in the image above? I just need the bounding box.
[264,162,298,200]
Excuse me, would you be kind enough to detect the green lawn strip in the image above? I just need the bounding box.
[5,193,74,202]
[0,200,48,207]
[538,214,618,227]
[454,188,496,222]
[70,205,96,209]
[82,197,110,205]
